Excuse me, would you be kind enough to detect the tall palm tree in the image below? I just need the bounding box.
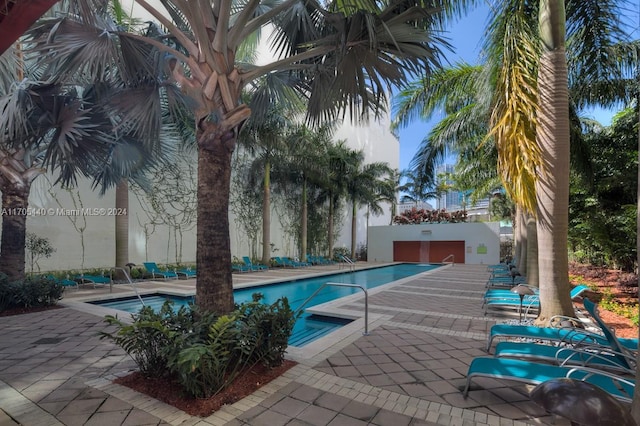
[29,0,455,314]
[533,0,573,321]
[343,150,392,258]
[239,104,294,265]
[280,122,336,260]
[393,0,628,322]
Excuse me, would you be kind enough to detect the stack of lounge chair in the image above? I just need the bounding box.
[464,298,637,403]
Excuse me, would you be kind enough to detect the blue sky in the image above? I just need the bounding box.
[394,5,619,172]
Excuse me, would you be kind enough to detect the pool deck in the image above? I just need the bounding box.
[0,263,582,425]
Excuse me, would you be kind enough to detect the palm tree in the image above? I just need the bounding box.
[343,150,392,258]
[533,0,573,321]
[398,169,439,207]
[280,122,336,260]
[28,0,455,314]
[393,0,628,322]
[239,104,294,265]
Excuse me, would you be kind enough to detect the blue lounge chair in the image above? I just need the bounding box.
[284,257,310,267]
[176,267,197,278]
[46,275,78,290]
[275,256,305,268]
[232,263,251,273]
[494,340,635,374]
[483,284,539,303]
[485,275,527,288]
[74,274,111,288]
[242,256,268,271]
[143,262,178,280]
[463,357,635,403]
[486,322,639,353]
[484,285,590,315]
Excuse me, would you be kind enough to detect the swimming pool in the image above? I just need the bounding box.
[92,263,439,346]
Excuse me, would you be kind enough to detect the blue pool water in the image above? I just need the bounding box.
[92,263,439,346]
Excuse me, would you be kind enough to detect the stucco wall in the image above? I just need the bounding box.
[368,222,501,265]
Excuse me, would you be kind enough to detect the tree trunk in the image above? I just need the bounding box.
[535,0,574,324]
[196,130,235,314]
[0,185,30,282]
[518,208,528,275]
[513,205,522,265]
[115,180,129,278]
[300,178,308,260]
[327,195,335,259]
[525,214,539,288]
[261,160,271,265]
[351,200,357,259]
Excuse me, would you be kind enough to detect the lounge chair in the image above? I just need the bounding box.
[74,274,111,288]
[463,357,635,403]
[485,275,527,288]
[46,275,78,290]
[275,256,304,268]
[494,340,635,374]
[484,285,590,315]
[486,321,639,353]
[176,267,197,278]
[143,262,179,280]
[232,263,251,273]
[483,284,539,301]
[242,256,268,271]
[284,256,310,267]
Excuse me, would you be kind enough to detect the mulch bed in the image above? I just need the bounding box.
[0,304,63,317]
[114,360,297,417]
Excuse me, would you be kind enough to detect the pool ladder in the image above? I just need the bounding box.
[110,267,145,306]
[339,255,356,271]
[296,282,369,335]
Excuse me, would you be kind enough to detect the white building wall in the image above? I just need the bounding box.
[368,222,501,265]
[3,2,401,272]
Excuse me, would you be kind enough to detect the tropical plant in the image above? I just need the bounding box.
[27,0,457,314]
[101,294,296,398]
[239,103,296,264]
[277,122,336,259]
[342,150,392,258]
[0,0,183,282]
[392,0,629,323]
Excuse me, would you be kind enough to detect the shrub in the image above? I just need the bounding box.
[0,275,63,311]
[102,294,298,398]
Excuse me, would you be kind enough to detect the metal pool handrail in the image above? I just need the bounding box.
[110,267,145,306]
[442,254,454,265]
[340,255,356,271]
[295,282,369,335]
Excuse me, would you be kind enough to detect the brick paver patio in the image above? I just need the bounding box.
[0,264,580,425]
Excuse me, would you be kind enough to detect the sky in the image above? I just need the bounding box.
[394,4,622,173]
[395,7,489,172]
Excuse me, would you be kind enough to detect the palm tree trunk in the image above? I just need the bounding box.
[525,214,539,288]
[115,180,129,276]
[517,208,528,274]
[351,200,357,259]
[0,185,30,282]
[300,178,308,260]
[535,0,574,324]
[327,195,335,259]
[262,160,271,265]
[196,131,235,314]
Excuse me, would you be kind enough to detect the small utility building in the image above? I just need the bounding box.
[368,222,500,265]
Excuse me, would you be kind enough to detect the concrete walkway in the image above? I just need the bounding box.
[0,264,581,425]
